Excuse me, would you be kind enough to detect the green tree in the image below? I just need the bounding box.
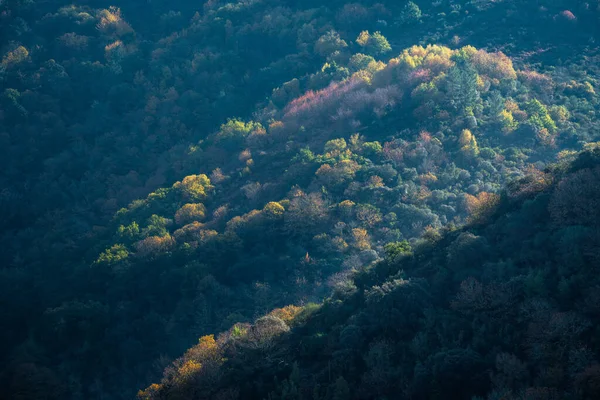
[142,214,171,237]
[400,1,422,24]
[262,201,285,219]
[216,119,264,149]
[362,141,383,158]
[348,53,376,72]
[384,240,412,260]
[293,147,316,163]
[117,222,140,241]
[525,99,557,133]
[356,31,391,56]
[173,174,213,201]
[95,244,129,266]
[446,59,481,116]
[314,30,348,57]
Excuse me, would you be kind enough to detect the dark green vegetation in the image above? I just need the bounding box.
[1,0,600,399]
[141,147,600,400]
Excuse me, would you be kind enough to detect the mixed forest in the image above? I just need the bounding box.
[1,0,600,399]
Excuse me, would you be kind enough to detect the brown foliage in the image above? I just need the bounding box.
[464,192,500,222]
[210,168,227,184]
[174,203,206,225]
[352,228,371,250]
[269,305,303,325]
[173,223,217,246]
[284,192,329,235]
[97,7,133,37]
[508,165,554,199]
[242,315,290,351]
[138,335,224,400]
[316,160,360,188]
[134,235,175,257]
[472,50,517,80]
[382,140,404,166]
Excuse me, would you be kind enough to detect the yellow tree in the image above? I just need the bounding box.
[262,201,285,219]
[352,228,371,250]
[174,203,206,225]
[459,129,479,158]
[173,174,213,201]
[134,235,175,258]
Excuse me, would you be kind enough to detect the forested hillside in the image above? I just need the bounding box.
[1,0,600,399]
[140,146,600,400]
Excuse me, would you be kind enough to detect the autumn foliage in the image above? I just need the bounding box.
[3,1,600,399]
[464,192,501,222]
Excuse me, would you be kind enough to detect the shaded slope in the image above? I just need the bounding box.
[141,147,600,400]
